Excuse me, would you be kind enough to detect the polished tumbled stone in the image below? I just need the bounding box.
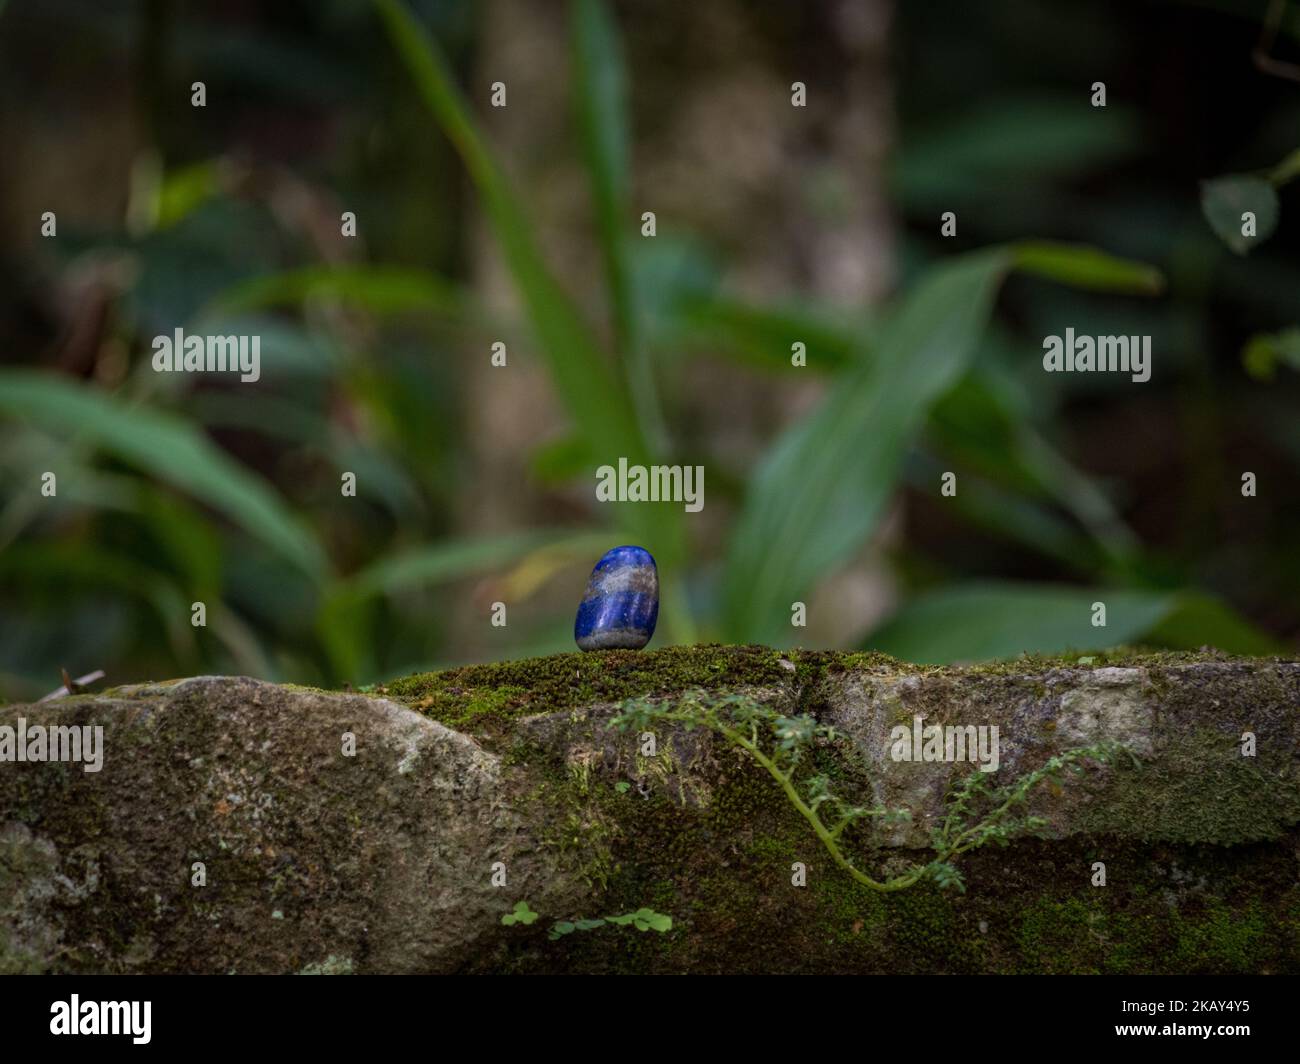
[574,545,659,651]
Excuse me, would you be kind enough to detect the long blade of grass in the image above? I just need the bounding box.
[678,294,863,373]
[344,529,618,599]
[371,2,636,461]
[571,0,666,450]
[317,528,625,679]
[1011,240,1164,294]
[205,264,467,319]
[372,0,685,582]
[0,370,326,576]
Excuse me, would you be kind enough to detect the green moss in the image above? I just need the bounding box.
[1170,900,1271,973]
[1016,896,1114,973]
[493,714,1300,973]
[407,684,531,732]
[1073,729,1299,844]
[385,644,1289,741]
[387,644,808,737]
[387,643,1248,736]
[1010,883,1289,976]
[457,647,1300,967]
[402,644,1299,972]
[953,645,1268,675]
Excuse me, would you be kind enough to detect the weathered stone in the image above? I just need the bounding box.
[3,648,1299,974]
[0,676,578,974]
[818,659,1300,846]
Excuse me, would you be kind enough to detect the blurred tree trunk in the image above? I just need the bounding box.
[458,0,896,653]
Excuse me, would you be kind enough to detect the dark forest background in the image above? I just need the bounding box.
[1,0,1297,700]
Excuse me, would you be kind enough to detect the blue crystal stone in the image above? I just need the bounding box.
[574,546,659,651]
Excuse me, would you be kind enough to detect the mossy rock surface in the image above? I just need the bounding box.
[3,647,1298,973]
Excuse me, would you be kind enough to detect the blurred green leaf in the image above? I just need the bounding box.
[156,160,223,230]
[207,265,465,319]
[372,0,633,454]
[571,2,633,353]
[722,242,1165,643]
[0,543,197,662]
[1269,147,1300,187]
[930,366,1139,564]
[722,248,1014,644]
[374,0,685,580]
[135,484,224,600]
[173,316,343,382]
[678,294,861,372]
[728,239,1164,637]
[531,434,593,485]
[317,528,616,680]
[1012,241,1164,295]
[0,371,326,577]
[627,233,720,349]
[896,99,1140,207]
[185,390,330,445]
[571,0,668,450]
[870,583,1170,662]
[1242,327,1300,380]
[343,529,613,599]
[868,582,1279,662]
[125,200,286,331]
[1142,592,1283,656]
[905,453,1105,573]
[1200,175,1278,255]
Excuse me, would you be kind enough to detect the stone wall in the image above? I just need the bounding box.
[3,646,1297,973]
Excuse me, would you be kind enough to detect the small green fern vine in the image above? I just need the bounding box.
[613,689,1136,894]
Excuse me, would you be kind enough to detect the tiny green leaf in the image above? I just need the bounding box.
[1242,327,1300,381]
[505,900,539,926]
[1200,175,1279,254]
[1012,241,1164,294]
